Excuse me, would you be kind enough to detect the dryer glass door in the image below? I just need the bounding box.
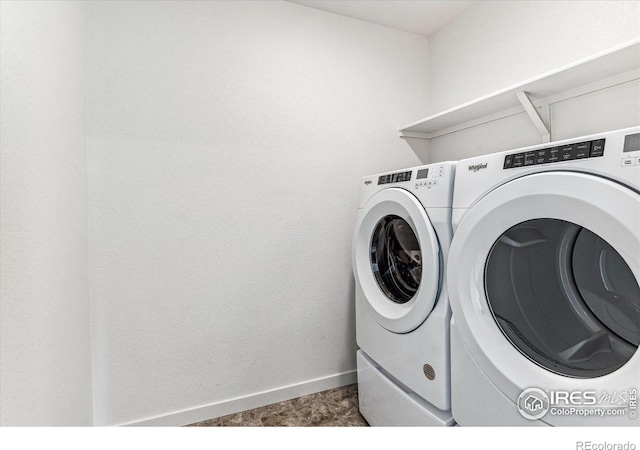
[485,218,640,378]
[448,171,640,385]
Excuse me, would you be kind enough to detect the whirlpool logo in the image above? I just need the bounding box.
[364,180,372,185]
[468,163,488,172]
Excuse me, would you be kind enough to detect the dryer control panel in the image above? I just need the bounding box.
[502,139,605,169]
[453,127,640,211]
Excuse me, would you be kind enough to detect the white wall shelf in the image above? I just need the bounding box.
[399,39,640,141]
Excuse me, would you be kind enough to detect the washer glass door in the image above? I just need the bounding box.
[354,187,440,333]
[485,218,640,378]
[370,215,422,304]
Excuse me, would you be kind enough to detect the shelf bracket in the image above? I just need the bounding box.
[517,91,551,143]
[399,131,431,140]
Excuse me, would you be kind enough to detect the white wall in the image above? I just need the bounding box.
[87,0,428,426]
[425,0,640,161]
[0,1,93,426]
[429,0,640,114]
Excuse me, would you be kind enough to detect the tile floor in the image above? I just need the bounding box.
[186,384,369,427]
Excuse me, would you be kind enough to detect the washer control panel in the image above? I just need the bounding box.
[503,139,605,169]
[414,165,446,189]
[373,164,449,189]
[377,170,412,185]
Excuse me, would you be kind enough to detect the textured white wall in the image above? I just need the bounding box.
[0,1,93,425]
[425,0,640,161]
[87,1,427,426]
[429,0,640,114]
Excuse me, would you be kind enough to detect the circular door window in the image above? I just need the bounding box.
[485,218,640,378]
[353,187,440,333]
[370,215,422,304]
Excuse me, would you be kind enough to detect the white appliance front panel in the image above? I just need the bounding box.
[448,171,640,426]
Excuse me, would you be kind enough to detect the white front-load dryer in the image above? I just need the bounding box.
[448,127,640,426]
[353,162,457,426]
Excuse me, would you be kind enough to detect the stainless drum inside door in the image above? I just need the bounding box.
[485,218,640,378]
[370,215,422,304]
[448,171,640,388]
[354,187,440,333]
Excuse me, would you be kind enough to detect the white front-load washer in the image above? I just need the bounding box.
[448,127,640,426]
[353,162,457,426]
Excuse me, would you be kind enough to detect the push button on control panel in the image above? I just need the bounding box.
[503,138,605,170]
[620,157,640,167]
[575,142,591,158]
[524,152,536,166]
[561,144,577,161]
[591,140,605,157]
[621,158,635,167]
[415,179,439,188]
[512,153,525,168]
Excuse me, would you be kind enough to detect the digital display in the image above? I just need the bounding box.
[378,170,412,185]
[624,133,640,153]
[416,168,429,179]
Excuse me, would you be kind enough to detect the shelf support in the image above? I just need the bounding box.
[517,91,551,143]
[399,131,431,140]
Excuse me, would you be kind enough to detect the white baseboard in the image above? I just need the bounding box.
[119,370,357,427]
